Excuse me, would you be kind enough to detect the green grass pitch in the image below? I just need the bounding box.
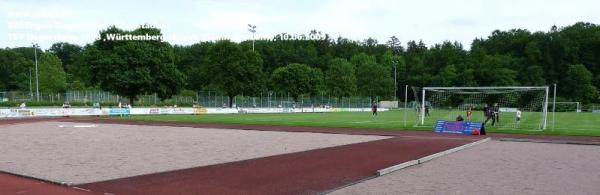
[124,110,600,137]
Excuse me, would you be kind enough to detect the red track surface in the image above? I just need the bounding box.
[0,172,91,195]
[2,117,598,195]
[75,136,471,195]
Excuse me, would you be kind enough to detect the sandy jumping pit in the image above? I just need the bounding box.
[0,122,387,185]
[331,140,600,195]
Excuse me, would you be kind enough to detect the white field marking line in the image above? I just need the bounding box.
[242,118,289,121]
[548,127,600,131]
[72,186,91,192]
[412,125,429,128]
[57,124,98,128]
[155,119,179,122]
[73,124,97,128]
[375,137,491,176]
[350,120,406,124]
[350,121,373,124]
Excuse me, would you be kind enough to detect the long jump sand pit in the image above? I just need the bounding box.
[0,121,387,185]
[331,140,600,194]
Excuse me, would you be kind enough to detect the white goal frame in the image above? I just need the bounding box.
[420,86,550,129]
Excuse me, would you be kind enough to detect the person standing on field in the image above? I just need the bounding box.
[493,103,500,123]
[372,101,378,116]
[484,104,495,126]
[516,108,522,124]
[466,107,473,121]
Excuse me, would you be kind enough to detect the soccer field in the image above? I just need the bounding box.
[125,110,600,137]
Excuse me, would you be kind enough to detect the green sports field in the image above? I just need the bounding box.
[124,110,600,137]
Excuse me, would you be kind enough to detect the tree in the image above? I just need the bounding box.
[206,40,266,107]
[563,64,598,103]
[49,42,89,90]
[454,68,477,87]
[0,49,32,91]
[382,51,406,98]
[325,58,357,98]
[69,45,94,87]
[352,53,394,101]
[86,25,185,105]
[437,65,458,86]
[37,53,67,93]
[270,63,323,101]
[386,36,404,54]
[173,42,213,91]
[425,41,466,73]
[48,42,82,72]
[519,65,546,85]
[473,54,518,86]
[405,40,431,87]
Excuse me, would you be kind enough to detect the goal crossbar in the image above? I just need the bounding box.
[423,86,548,90]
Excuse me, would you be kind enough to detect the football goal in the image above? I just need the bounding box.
[550,102,581,112]
[413,86,550,130]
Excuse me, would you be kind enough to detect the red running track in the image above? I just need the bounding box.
[74,136,473,195]
[0,172,91,195]
[0,118,491,194]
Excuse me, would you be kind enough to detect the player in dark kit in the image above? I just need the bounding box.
[371,102,378,116]
[484,104,496,126]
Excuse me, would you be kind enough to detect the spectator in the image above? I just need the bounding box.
[456,115,464,121]
[62,101,71,108]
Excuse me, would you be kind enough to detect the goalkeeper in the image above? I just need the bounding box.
[483,104,496,126]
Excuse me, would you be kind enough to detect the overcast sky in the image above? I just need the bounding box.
[1,0,598,49]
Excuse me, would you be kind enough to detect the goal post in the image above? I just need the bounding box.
[416,86,550,130]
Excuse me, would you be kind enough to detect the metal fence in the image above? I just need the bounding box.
[197,91,372,108]
[0,91,374,108]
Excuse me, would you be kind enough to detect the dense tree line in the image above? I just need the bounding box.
[1,22,599,106]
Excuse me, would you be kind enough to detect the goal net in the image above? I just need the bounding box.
[550,102,581,112]
[413,86,549,130]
